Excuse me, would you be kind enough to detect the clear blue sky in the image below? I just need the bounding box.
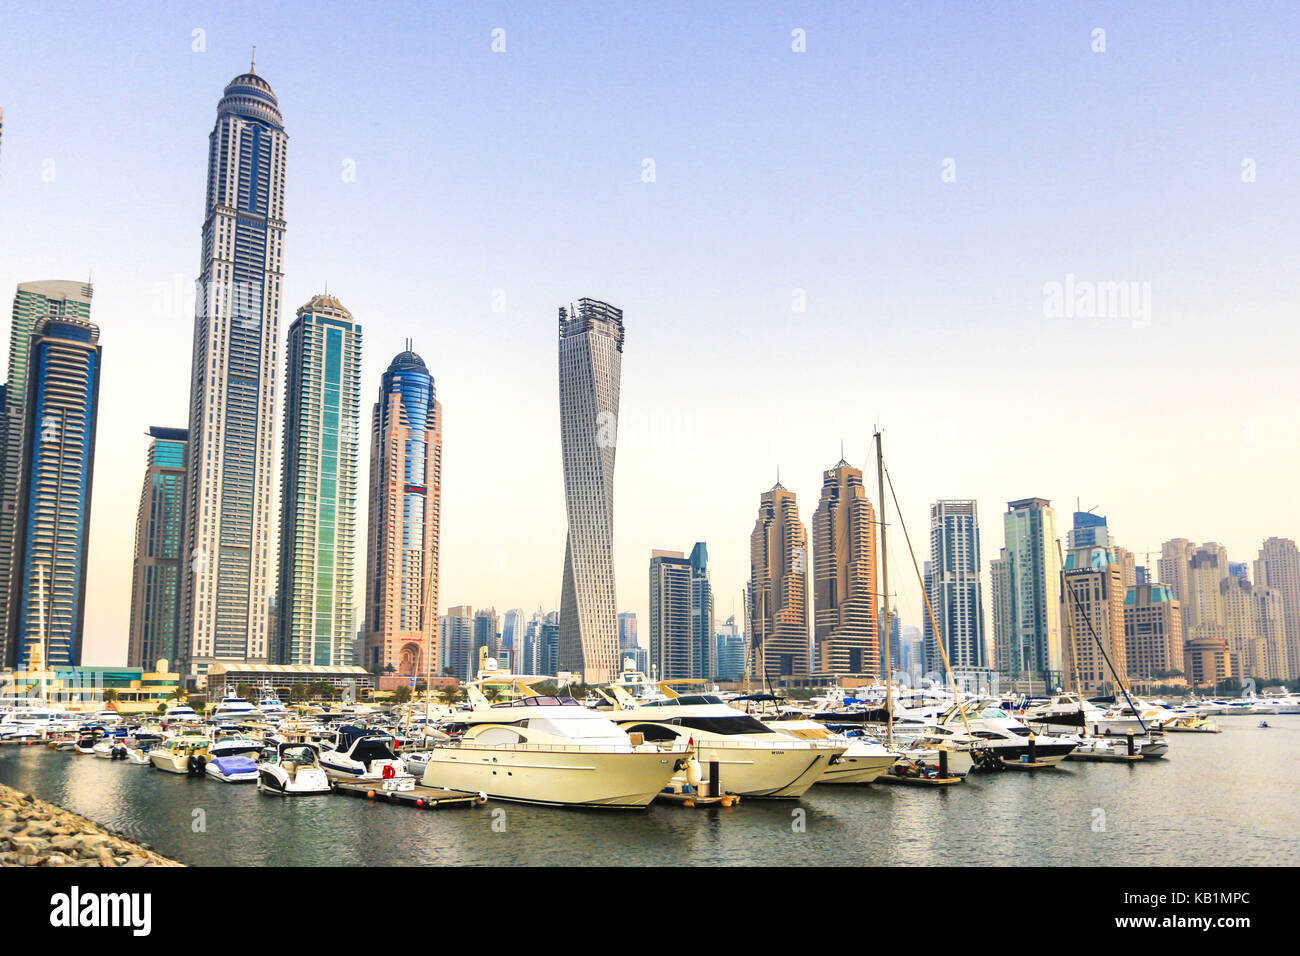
[2,1,1298,664]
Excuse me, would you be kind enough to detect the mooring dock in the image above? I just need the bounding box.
[332,781,487,808]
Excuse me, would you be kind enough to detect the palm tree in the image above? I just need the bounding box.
[483,686,502,703]
[438,685,462,706]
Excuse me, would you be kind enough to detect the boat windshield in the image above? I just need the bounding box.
[672,715,772,736]
[491,696,580,708]
[638,695,724,708]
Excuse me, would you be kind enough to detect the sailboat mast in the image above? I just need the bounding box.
[875,430,893,746]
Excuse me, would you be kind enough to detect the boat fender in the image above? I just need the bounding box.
[685,757,703,789]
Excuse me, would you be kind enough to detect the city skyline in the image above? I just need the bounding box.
[2,4,1299,668]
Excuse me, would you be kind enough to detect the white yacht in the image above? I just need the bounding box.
[601,686,846,798]
[1023,693,1151,735]
[257,695,288,717]
[211,696,261,721]
[916,701,1078,768]
[759,713,898,784]
[163,702,200,722]
[421,691,685,808]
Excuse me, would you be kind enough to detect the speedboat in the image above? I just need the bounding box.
[163,702,200,722]
[149,735,211,775]
[318,725,415,789]
[1023,693,1151,735]
[421,692,685,808]
[916,700,1078,769]
[205,754,260,783]
[208,733,264,759]
[258,742,333,795]
[600,686,846,798]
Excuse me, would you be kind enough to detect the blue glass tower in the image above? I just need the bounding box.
[7,315,102,668]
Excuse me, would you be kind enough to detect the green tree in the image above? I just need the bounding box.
[393,685,413,704]
[290,683,308,702]
[236,682,253,700]
[438,685,462,706]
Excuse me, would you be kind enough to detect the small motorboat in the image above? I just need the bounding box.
[205,755,260,783]
[1259,720,1270,728]
[258,742,332,795]
[400,751,434,776]
[319,725,415,789]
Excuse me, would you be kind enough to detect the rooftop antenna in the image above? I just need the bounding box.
[250,46,257,73]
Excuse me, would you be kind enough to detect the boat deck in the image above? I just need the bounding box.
[332,781,487,808]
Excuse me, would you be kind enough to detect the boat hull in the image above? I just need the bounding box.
[421,746,680,808]
[816,751,898,785]
[689,742,836,798]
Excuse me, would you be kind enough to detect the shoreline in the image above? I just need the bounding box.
[0,782,183,867]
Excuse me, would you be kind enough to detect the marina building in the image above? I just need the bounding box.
[1253,537,1300,679]
[649,550,692,680]
[127,427,188,669]
[276,293,361,667]
[557,298,624,683]
[1157,538,1195,607]
[811,459,878,676]
[439,606,474,682]
[177,66,288,684]
[1221,576,1289,681]
[1060,543,1128,693]
[204,661,374,702]
[362,347,442,680]
[749,480,810,678]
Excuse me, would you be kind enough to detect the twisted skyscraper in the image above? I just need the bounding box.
[176,65,288,683]
[558,298,623,683]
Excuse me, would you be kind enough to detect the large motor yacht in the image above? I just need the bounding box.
[422,690,686,808]
[599,685,846,798]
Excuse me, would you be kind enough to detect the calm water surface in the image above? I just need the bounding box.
[3,715,1297,866]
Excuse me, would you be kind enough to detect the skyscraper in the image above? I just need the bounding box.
[924,500,987,674]
[127,427,188,669]
[0,281,93,665]
[1157,538,1195,606]
[557,298,623,683]
[749,481,810,678]
[649,550,692,680]
[811,459,877,676]
[439,605,473,682]
[1061,543,1128,692]
[6,311,102,668]
[501,608,526,662]
[989,548,1014,677]
[276,293,361,667]
[714,615,745,682]
[1001,498,1062,685]
[363,347,442,679]
[1123,583,1183,684]
[1221,576,1288,681]
[689,543,714,680]
[177,66,288,684]
[1254,537,1300,679]
[472,607,500,670]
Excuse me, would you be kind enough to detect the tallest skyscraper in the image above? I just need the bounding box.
[177,64,288,684]
[558,298,623,683]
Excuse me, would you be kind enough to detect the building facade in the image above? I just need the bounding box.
[177,67,288,683]
[1000,498,1062,684]
[276,293,361,667]
[439,605,474,682]
[811,459,877,676]
[0,281,94,665]
[1122,583,1183,683]
[924,500,986,674]
[749,481,810,678]
[557,298,623,683]
[362,347,442,679]
[1254,537,1300,680]
[127,427,188,669]
[1221,576,1288,681]
[1060,544,1128,693]
[6,313,102,668]
[649,550,692,680]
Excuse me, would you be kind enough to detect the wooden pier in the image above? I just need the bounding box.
[332,781,486,808]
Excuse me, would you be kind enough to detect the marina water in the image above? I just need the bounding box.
[2,716,1297,866]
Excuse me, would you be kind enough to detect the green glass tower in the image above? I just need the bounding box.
[276,294,361,666]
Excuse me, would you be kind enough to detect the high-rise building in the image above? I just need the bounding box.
[649,550,692,680]
[1060,543,1128,692]
[617,611,638,652]
[557,298,623,683]
[1221,576,1288,681]
[501,608,526,661]
[127,427,188,669]
[538,611,560,677]
[276,293,361,667]
[689,543,714,680]
[989,548,1013,677]
[924,500,986,675]
[362,347,442,678]
[438,606,473,682]
[1185,543,1230,632]
[880,609,901,680]
[1067,511,1110,549]
[177,66,288,684]
[1000,498,1062,684]
[472,607,500,671]
[811,459,877,676]
[0,281,94,665]
[714,615,745,682]
[1228,562,1249,582]
[1157,538,1195,606]
[1123,583,1183,683]
[1113,546,1138,591]
[1254,537,1300,679]
[5,311,102,668]
[749,481,810,678]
